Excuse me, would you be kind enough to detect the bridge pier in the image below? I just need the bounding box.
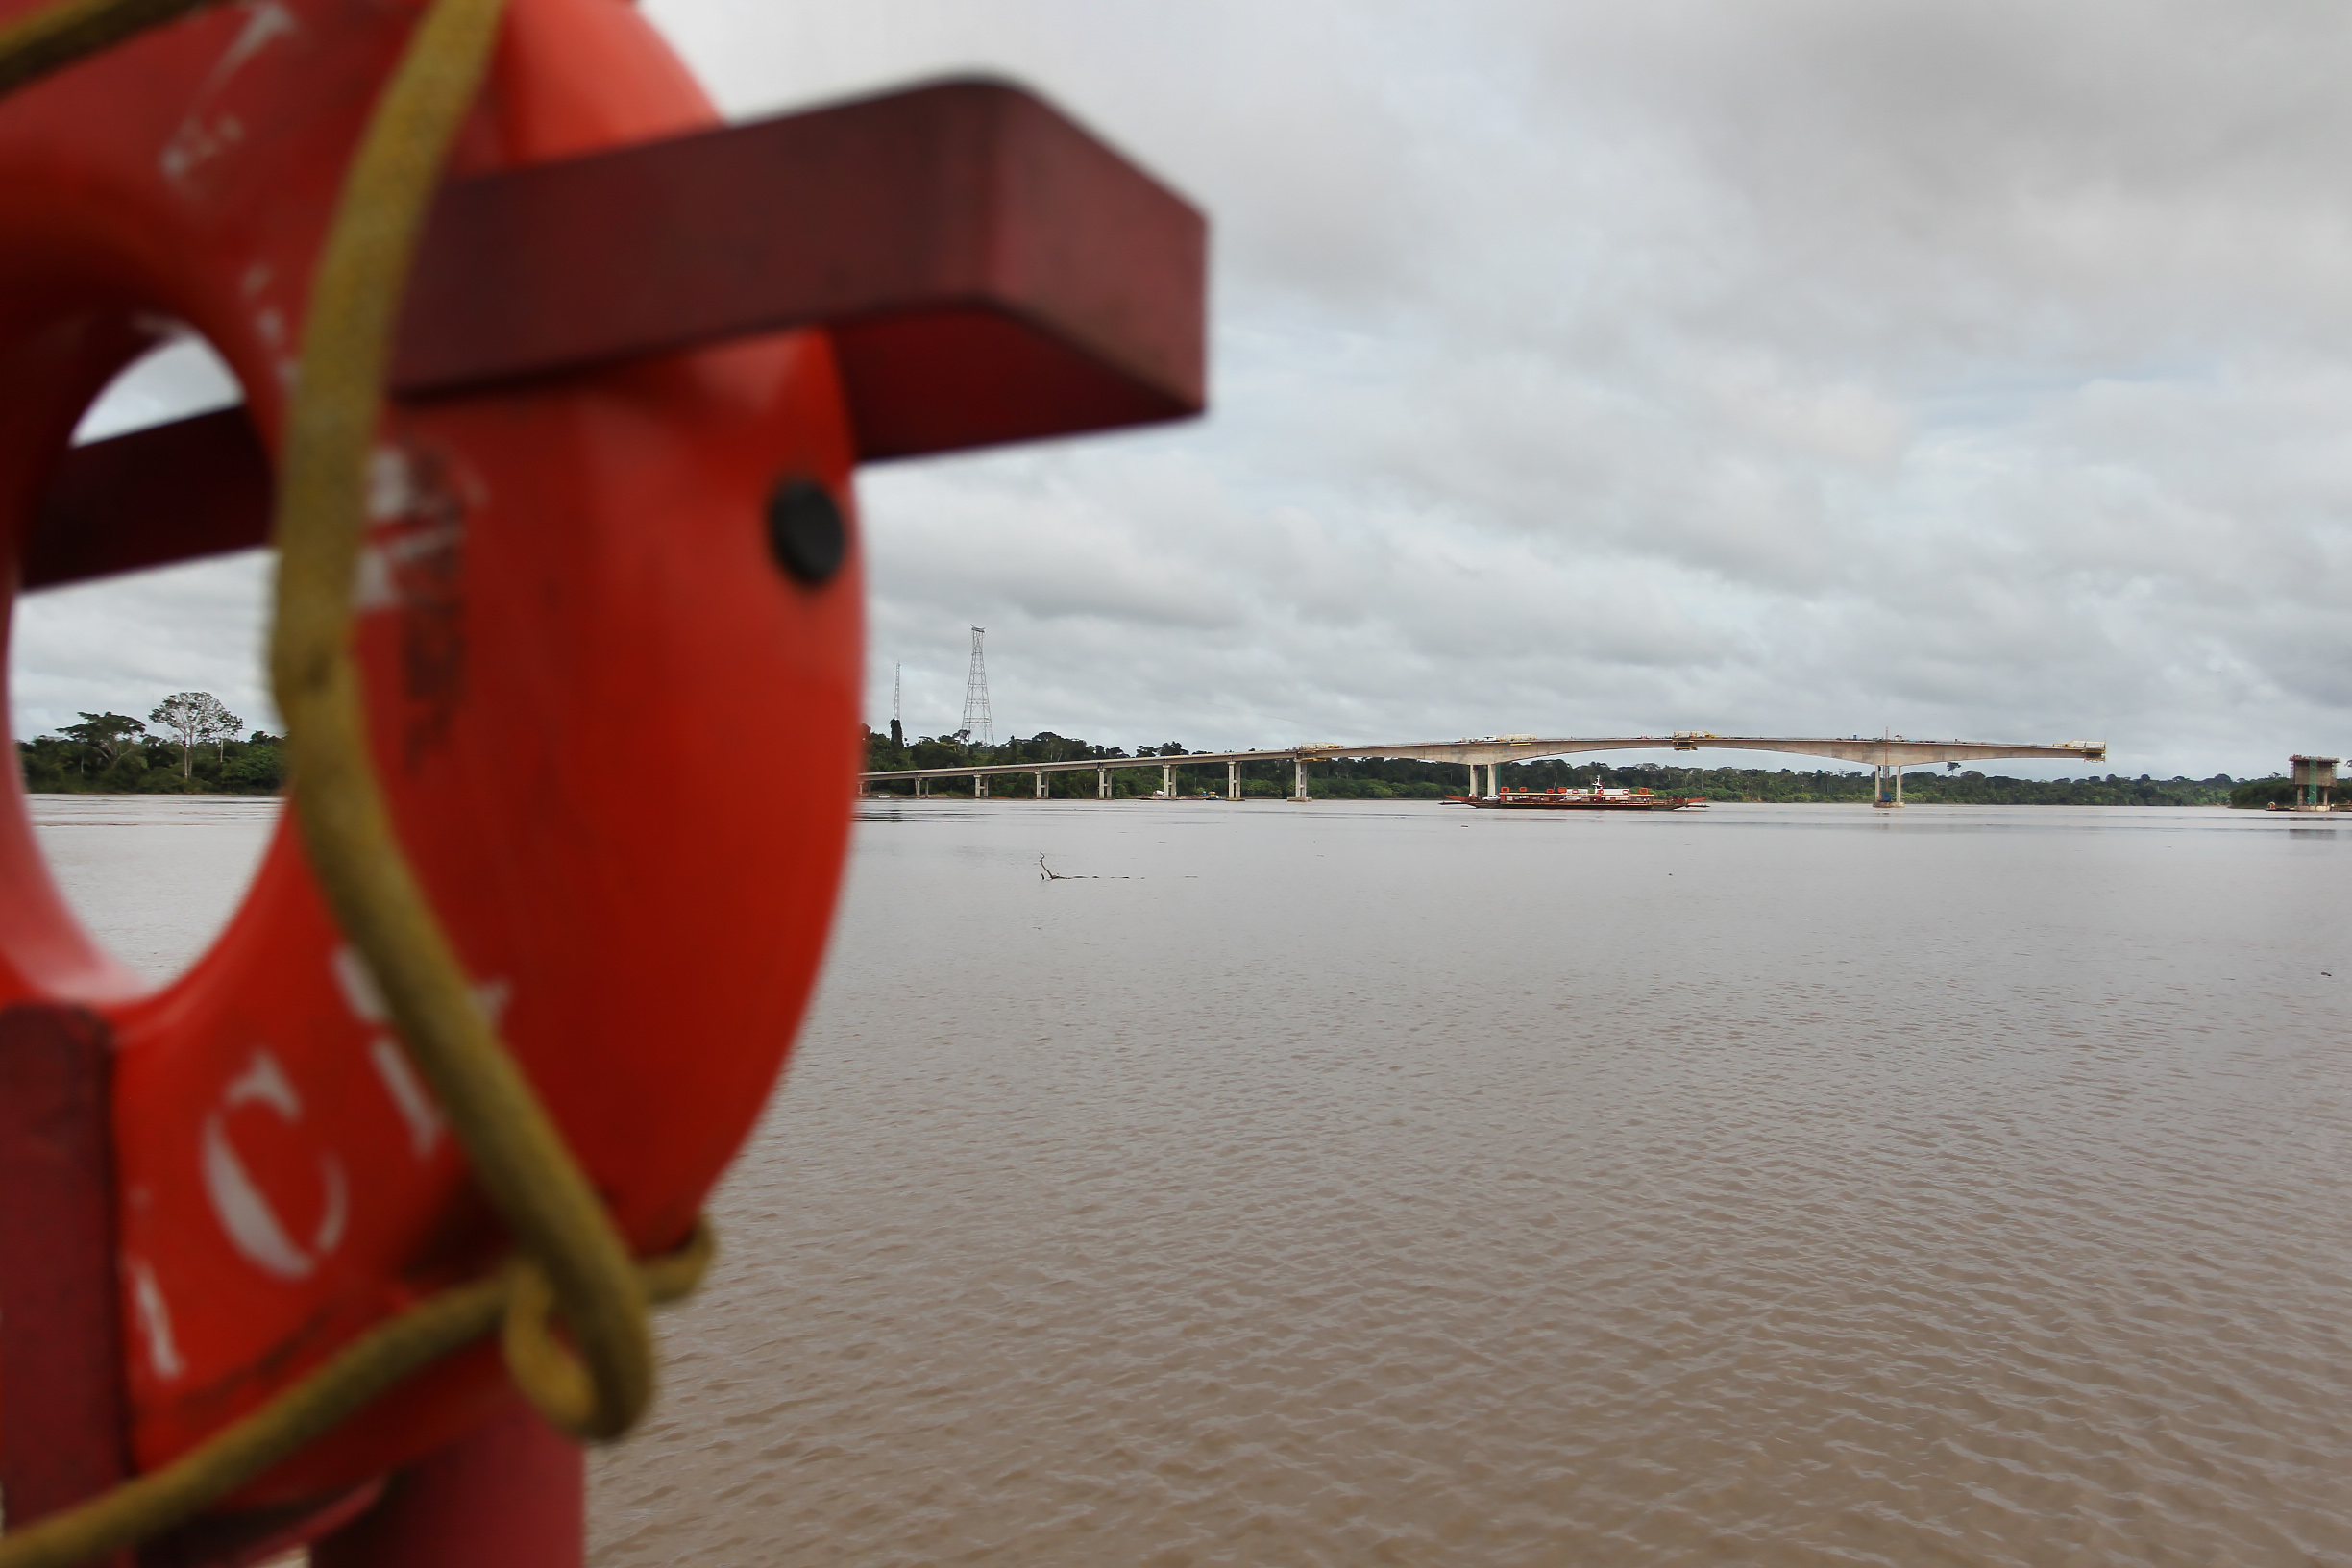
[975,773,988,798]
[1098,767,1109,799]
[1036,771,1046,799]
[1291,757,1311,801]
[1162,762,1175,800]
[1873,765,1904,808]
[1227,760,1240,800]
[915,776,925,797]
[2291,754,2340,811]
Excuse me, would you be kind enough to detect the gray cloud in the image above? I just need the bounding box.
[796,0,2352,776]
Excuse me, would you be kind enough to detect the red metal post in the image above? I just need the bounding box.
[0,1003,132,1568]
[309,1398,581,1568]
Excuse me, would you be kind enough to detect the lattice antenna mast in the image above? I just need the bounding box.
[960,626,994,746]
[892,664,902,728]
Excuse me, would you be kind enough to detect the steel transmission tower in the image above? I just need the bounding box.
[890,663,903,747]
[959,626,994,746]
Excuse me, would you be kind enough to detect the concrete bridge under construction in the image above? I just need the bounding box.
[860,733,2110,806]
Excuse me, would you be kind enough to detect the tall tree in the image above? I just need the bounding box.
[59,712,145,772]
[148,692,244,781]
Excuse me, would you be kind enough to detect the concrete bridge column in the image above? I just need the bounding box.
[1098,767,1109,799]
[915,776,925,797]
[1036,772,1046,799]
[1162,763,1174,799]
[1292,757,1311,801]
[975,773,988,798]
[1465,763,1477,797]
[1227,760,1240,800]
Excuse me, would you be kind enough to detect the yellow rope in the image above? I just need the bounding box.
[262,0,657,1448]
[0,0,716,1557]
[0,0,224,96]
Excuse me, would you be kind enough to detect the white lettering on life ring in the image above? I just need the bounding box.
[331,944,389,1024]
[123,1254,186,1383]
[333,946,509,1163]
[202,1049,349,1281]
[369,1037,444,1160]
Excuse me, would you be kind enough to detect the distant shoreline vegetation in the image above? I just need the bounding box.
[868,728,2266,807]
[6,714,2281,805]
[18,699,282,794]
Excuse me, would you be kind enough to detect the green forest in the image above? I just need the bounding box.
[18,696,282,794]
[866,726,2270,806]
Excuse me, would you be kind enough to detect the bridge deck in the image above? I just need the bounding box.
[860,735,2108,783]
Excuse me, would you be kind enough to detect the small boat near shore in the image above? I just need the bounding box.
[1451,787,1708,812]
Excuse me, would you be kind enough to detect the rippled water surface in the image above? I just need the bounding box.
[37,797,2352,1563]
[31,793,280,980]
[586,801,2352,1567]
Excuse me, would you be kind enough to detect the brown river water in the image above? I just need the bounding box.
[32,796,2352,1565]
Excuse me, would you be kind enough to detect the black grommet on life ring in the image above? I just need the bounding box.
[766,476,846,586]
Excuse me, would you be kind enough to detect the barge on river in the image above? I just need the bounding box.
[1454,786,1709,812]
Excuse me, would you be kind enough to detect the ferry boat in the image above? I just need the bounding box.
[1455,786,1708,812]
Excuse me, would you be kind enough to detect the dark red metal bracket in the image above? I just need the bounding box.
[25,77,1206,591]
[26,408,268,592]
[399,77,1204,451]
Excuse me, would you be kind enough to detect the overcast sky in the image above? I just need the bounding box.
[22,1,2352,779]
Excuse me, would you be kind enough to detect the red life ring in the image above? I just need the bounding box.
[0,0,860,1505]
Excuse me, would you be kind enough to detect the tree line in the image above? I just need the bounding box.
[19,694,283,794]
[23,702,2260,805]
[866,726,2259,805]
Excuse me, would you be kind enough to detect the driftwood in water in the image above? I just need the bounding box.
[1039,855,1138,881]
